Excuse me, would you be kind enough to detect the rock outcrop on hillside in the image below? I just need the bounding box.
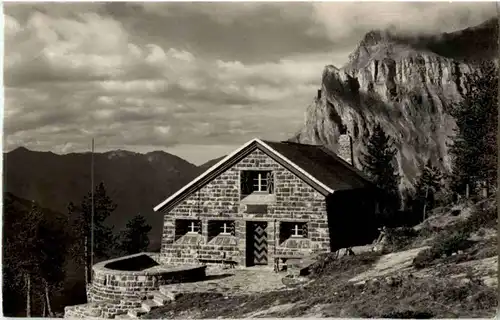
[292,19,498,193]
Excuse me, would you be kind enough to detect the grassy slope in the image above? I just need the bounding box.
[146,198,497,319]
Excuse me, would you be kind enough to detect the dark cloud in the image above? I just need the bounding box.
[311,2,496,41]
[119,2,334,64]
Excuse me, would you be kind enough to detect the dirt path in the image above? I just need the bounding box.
[349,247,430,283]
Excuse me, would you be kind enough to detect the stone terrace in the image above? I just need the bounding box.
[161,266,287,296]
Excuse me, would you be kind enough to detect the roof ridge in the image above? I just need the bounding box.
[288,142,322,147]
[287,141,320,146]
[317,145,374,185]
[258,140,374,187]
[264,139,325,147]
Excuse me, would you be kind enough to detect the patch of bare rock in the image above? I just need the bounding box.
[349,246,430,284]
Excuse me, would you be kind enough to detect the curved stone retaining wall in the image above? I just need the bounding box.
[64,301,143,319]
[64,252,206,318]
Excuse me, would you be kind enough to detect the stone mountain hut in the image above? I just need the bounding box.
[153,138,381,268]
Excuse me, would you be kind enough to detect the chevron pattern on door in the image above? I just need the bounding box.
[252,222,268,265]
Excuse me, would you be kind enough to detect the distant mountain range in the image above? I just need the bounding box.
[3,147,217,247]
[197,156,225,172]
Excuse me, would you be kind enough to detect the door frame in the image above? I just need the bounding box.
[245,220,269,267]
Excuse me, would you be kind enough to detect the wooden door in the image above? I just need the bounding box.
[251,221,268,265]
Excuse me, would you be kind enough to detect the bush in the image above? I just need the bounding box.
[413,231,473,269]
[434,187,454,208]
[417,221,442,238]
[383,227,419,252]
[432,231,472,256]
[468,289,498,310]
[413,248,436,269]
[467,206,497,231]
[446,205,497,238]
[381,310,434,319]
[473,242,498,260]
[309,251,381,278]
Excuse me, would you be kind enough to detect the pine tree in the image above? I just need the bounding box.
[37,214,68,317]
[119,214,152,255]
[361,124,401,221]
[3,196,69,317]
[449,61,498,198]
[71,182,117,282]
[413,159,443,219]
[18,202,44,317]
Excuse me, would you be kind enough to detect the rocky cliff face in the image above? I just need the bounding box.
[292,19,498,194]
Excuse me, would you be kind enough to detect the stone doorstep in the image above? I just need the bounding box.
[127,307,148,318]
[141,299,161,312]
[115,313,134,319]
[286,258,316,277]
[152,291,172,305]
[159,286,184,300]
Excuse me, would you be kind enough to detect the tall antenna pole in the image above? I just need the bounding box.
[495,6,500,316]
[90,138,95,283]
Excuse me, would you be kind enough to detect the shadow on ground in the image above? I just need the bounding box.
[203,274,233,281]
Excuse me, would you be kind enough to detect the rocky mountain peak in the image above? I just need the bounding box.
[360,29,393,46]
[294,18,497,197]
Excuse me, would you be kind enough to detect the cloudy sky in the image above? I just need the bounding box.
[3,2,496,165]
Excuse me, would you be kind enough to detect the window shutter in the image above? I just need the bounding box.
[279,223,291,243]
[229,221,236,236]
[208,221,217,238]
[241,171,252,196]
[301,223,308,238]
[267,171,274,193]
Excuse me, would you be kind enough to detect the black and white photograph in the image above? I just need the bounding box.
[2,1,499,318]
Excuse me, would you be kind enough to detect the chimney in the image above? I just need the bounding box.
[317,89,322,99]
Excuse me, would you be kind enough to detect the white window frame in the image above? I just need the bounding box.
[290,223,306,238]
[187,221,200,234]
[220,222,232,235]
[252,172,268,192]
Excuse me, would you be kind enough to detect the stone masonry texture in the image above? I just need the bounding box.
[161,148,331,267]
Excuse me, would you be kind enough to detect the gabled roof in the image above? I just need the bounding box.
[262,140,373,190]
[153,138,374,212]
